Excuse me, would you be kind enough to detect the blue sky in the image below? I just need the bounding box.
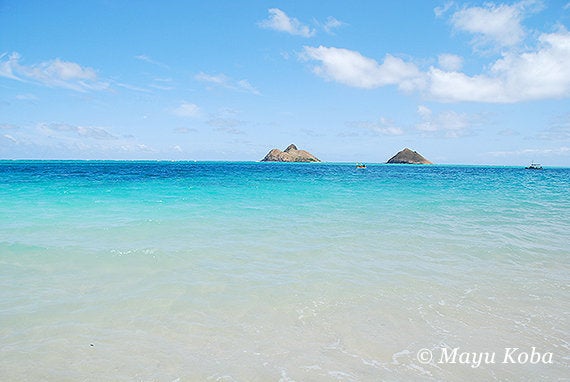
[1,0,569,165]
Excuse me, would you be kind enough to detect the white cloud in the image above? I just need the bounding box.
[437,53,463,71]
[427,68,506,102]
[3,134,17,143]
[491,29,570,99]
[195,72,226,86]
[236,79,260,95]
[0,52,22,80]
[415,105,479,138]
[39,123,118,140]
[0,52,108,92]
[417,105,432,119]
[258,8,316,37]
[301,46,422,90]
[195,72,260,95]
[0,122,158,159]
[450,0,542,51]
[323,16,346,35]
[435,1,454,17]
[115,82,152,93]
[134,54,170,69]
[427,28,570,102]
[172,102,201,118]
[302,27,570,103]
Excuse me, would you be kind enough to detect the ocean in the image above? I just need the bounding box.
[0,161,568,381]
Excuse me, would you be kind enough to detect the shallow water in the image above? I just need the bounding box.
[0,161,568,381]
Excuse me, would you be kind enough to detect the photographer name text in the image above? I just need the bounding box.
[416,347,554,368]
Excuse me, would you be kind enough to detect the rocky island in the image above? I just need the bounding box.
[387,148,432,164]
[261,144,320,162]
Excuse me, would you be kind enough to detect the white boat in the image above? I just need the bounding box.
[525,162,543,170]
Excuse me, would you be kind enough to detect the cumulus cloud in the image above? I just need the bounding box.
[172,102,201,118]
[450,0,542,51]
[428,28,570,102]
[195,72,260,95]
[301,26,570,103]
[437,53,463,71]
[0,52,108,92]
[426,68,506,102]
[258,8,316,37]
[451,3,523,49]
[301,46,422,90]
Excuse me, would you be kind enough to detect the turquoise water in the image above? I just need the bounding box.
[0,161,568,381]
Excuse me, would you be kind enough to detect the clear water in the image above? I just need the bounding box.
[0,161,568,381]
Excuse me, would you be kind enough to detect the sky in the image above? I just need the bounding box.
[1,0,570,165]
